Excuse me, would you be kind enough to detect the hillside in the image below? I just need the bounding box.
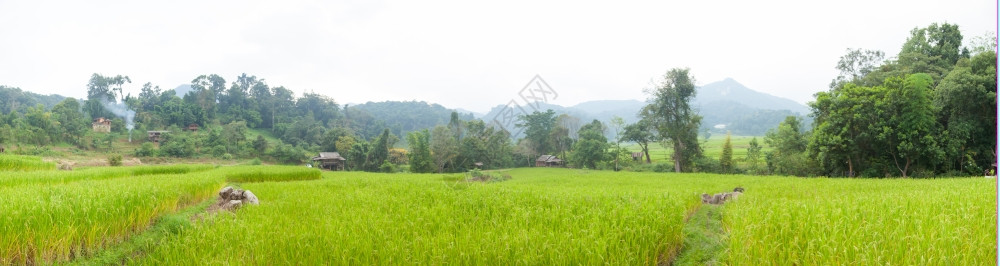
[0,85,67,113]
[347,101,475,138]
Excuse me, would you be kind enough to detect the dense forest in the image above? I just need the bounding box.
[0,22,994,177]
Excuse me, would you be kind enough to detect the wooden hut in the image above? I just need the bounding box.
[184,123,199,132]
[312,152,346,171]
[147,131,169,143]
[535,155,564,167]
[92,117,111,133]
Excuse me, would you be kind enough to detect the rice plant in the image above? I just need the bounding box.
[222,165,321,182]
[0,154,56,171]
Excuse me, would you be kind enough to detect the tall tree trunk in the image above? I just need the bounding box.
[847,158,854,177]
[673,140,684,172]
[642,142,651,164]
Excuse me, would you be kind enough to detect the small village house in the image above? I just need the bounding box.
[184,123,199,132]
[147,131,169,143]
[312,152,346,171]
[92,117,111,133]
[535,155,564,167]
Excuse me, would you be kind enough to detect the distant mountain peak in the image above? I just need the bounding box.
[695,79,808,115]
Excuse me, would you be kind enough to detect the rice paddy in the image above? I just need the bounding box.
[0,166,993,264]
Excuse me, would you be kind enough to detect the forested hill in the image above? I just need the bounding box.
[0,85,67,113]
[347,101,475,138]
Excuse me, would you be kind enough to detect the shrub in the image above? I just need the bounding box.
[108,154,123,167]
[135,142,157,157]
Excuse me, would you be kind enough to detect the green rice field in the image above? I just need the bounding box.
[0,160,994,264]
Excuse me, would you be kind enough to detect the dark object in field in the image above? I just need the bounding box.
[701,188,744,204]
[217,186,260,211]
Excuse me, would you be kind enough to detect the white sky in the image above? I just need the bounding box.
[0,0,995,113]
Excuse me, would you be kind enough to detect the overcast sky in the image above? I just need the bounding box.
[0,0,994,113]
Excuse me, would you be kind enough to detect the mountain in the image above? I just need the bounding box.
[475,78,809,136]
[173,84,193,98]
[0,85,67,113]
[693,78,809,114]
[347,101,475,139]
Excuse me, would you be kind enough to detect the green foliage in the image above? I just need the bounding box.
[765,116,814,176]
[719,132,733,173]
[516,109,558,156]
[378,160,399,173]
[108,154,123,166]
[268,142,306,165]
[135,142,157,157]
[641,68,703,172]
[406,130,434,173]
[430,125,458,172]
[159,133,195,158]
[745,137,763,174]
[570,120,609,169]
[622,119,654,164]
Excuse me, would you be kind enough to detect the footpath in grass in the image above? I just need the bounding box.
[673,204,727,265]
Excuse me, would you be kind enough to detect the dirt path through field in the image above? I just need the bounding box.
[663,204,728,266]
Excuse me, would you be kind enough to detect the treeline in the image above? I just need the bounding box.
[767,23,997,177]
[0,73,485,168]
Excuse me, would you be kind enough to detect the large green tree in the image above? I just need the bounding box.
[641,68,702,172]
[407,129,434,173]
[570,120,609,169]
[935,52,997,174]
[516,109,558,156]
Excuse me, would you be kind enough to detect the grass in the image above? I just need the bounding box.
[133,169,743,264]
[0,166,991,264]
[0,170,226,264]
[623,135,769,168]
[221,165,321,182]
[68,200,214,265]
[0,164,215,187]
[723,176,996,264]
[0,154,56,171]
[674,204,727,265]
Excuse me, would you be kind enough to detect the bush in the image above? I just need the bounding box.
[108,154,123,166]
[379,160,398,173]
[135,142,157,157]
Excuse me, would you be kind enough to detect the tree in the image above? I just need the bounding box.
[516,110,557,156]
[407,129,434,173]
[609,116,626,170]
[746,137,763,174]
[878,74,943,177]
[935,51,997,175]
[367,129,392,172]
[430,125,458,173]
[51,98,86,145]
[222,121,249,155]
[830,48,885,88]
[720,131,733,173]
[641,68,703,172]
[252,135,268,157]
[765,116,812,176]
[622,119,654,163]
[570,120,609,169]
